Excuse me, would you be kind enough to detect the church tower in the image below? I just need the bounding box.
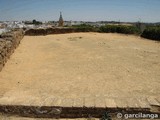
[58,12,64,27]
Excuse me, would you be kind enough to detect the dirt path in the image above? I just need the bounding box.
[0,33,160,106]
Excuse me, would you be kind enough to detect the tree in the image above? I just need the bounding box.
[32,19,42,25]
[33,19,37,24]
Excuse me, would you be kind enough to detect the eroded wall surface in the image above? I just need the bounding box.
[0,29,24,71]
[25,28,86,36]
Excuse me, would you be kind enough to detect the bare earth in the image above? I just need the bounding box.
[0,33,160,106]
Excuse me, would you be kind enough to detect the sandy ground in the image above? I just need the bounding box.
[0,33,160,105]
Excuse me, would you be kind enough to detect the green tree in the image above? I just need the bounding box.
[32,19,36,24]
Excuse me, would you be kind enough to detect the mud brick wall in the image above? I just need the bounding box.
[25,28,79,36]
[25,28,76,36]
[0,105,156,118]
[0,29,24,71]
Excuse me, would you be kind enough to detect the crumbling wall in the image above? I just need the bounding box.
[25,28,77,36]
[0,29,24,71]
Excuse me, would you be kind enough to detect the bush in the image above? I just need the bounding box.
[32,19,42,25]
[141,26,160,41]
[99,25,140,35]
[72,24,97,32]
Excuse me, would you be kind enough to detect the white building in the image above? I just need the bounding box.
[0,28,10,35]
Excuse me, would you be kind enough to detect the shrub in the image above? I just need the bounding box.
[99,25,140,35]
[72,24,97,32]
[141,26,160,41]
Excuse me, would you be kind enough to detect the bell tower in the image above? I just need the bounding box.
[58,12,64,27]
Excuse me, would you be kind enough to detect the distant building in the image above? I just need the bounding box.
[58,12,64,27]
[0,23,7,29]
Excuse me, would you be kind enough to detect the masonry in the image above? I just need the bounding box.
[0,29,24,71]
[25,27,94,36]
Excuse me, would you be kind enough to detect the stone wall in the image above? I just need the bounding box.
[0,29,24,71]
[0,105,153,118]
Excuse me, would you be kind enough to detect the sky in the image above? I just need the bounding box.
[0,0,160,22]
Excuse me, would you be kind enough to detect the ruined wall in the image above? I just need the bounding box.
[25,28,79,36]
[0,29,24,71]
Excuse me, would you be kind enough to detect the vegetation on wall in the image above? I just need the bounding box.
[99,25,141,35]
[25,23,160,41]
[141,26,160,41]
[72,24,98,32]
[71,24,160,41]
[71,24,141,35]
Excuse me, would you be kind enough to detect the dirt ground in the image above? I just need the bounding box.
[0,33,160,106]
